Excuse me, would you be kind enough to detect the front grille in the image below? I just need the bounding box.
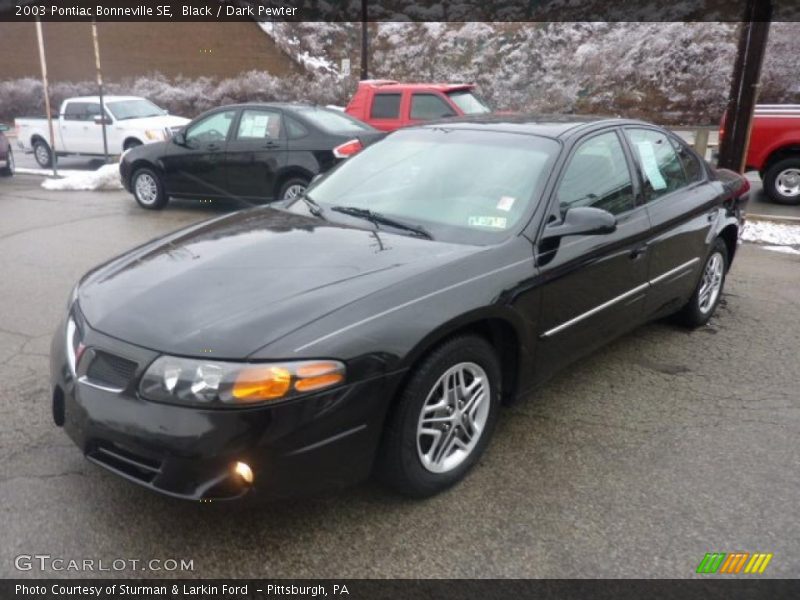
[86,350,138,389]
[87,442,162,484]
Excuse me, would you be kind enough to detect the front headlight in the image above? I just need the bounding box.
[144,129,164,141]
[139,356,346,407]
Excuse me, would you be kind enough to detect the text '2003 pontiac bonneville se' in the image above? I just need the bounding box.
[51,115,748,501]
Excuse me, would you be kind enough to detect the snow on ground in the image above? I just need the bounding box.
[742,220,800,254]
[41,163,122,191]
[762,245,800,255]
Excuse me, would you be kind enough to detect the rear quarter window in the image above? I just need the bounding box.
[370,94,401,119]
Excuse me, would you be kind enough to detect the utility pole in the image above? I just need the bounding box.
[34,19,58,177]
[360,0,368,80]
[717,0,772,173]
[91,20,110,163]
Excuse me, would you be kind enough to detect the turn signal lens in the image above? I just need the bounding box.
[232,366,292,402]
[234,461,254,485]
[294,361,345,392]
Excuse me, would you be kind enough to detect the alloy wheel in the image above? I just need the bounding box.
[776,168,800,198]
[416,362,490,474]
[282,184,306,202]
[135,173,159,206]
[698,251,724,314]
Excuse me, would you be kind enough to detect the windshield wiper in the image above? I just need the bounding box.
[331,206,432,239]
[301,193,325,218]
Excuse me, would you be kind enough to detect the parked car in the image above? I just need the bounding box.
[52,116,746,501]
[346,80,491,131]
[15,96,189,167]
[720,104,800,204]
[120,103,383,209]
[0,123,13,176]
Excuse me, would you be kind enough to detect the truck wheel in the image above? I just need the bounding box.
[131,167,168,210]
[0,148,14,177]
[33,140,53,168]
[763,157,800,205]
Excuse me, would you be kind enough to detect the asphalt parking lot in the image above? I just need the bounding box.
[0,173,798,579]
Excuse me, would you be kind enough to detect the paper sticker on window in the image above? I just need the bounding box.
[496,196,515,212]
[636,141,667,190]
[468,216,507,229]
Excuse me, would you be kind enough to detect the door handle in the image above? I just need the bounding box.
[263,141,280,149]
[707,212,716,222]
[630,244,648,259]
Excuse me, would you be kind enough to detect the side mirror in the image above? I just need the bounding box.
[93,115,112,126]
[172,131,186,146]
[541,206,616,241]
[310,173,323,185]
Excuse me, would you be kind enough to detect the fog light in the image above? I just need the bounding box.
[234,461,254,485]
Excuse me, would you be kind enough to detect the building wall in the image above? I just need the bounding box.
[0,22,302,82]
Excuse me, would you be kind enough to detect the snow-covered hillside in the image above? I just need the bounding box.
[261,21,800,124]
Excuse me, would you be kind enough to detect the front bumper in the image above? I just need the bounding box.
[50,309,403,502]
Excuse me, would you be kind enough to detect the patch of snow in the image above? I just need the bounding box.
[17,167,90,177]
[742,220,800,246]
[41,164,122,191]
[762,245,800,255]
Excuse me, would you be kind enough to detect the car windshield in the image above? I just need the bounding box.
[446,90,491,115]
[294,128,559,245]
[107,99,165,120]
[294,107,374,134]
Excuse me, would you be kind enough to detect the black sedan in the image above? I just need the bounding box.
[52,116,747,501]
[119,103,382,209]
[0,123,14,177]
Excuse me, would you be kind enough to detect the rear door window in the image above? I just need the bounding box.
[63,102,88,121]
[370,94,401,119]
[669,136,704,184]
[625,128,688,201]
[236,109,283,140]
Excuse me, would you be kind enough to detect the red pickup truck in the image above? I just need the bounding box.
[723,104,800,205]
[345,80,491,132]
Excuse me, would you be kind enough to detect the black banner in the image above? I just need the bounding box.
[2,0,800,22]
[3,579,800,600]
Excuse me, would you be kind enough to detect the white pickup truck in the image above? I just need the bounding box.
[15,96,190,167]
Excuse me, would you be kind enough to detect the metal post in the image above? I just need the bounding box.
[34,19,57,177]
[717,0,772,173]
[91,19,109,163]
[360,0,368,80]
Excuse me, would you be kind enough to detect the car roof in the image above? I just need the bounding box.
[357,80,475,93]
[415,113,649,139]
[66,96,143,103]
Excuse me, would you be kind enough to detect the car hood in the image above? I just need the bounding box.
[78,209,477,358]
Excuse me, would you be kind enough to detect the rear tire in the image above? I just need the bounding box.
[278,177,309,203]
[675,238,728,328]
[378,335,502,498]
[131,167,167,210]
[33,139,52,168]
[0,148,13,177]
[763,157,800,205]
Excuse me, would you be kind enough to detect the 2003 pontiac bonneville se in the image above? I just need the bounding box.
[50,116,748,501]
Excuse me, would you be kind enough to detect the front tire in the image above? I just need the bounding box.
[675,239,728,328]
[131,167,167,210]
[0,148,13,176]
[763,157,800,205]
[33,140,52,168]
[378,335,502,498]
